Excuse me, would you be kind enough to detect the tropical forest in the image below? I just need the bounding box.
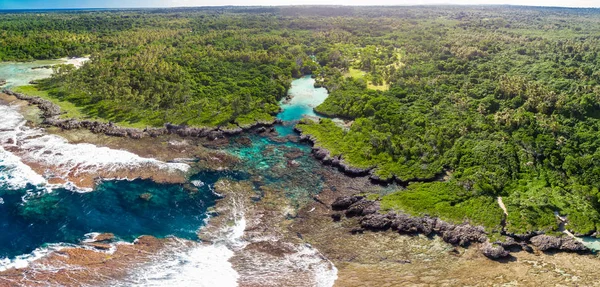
[3,5,600,241]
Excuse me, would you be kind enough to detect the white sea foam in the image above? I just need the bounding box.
[290,244,338,287]
[122,187,337,287]
[234,240,338,287]
[0,104,189,190]
[123,219,245,287]
[191,180,205,188]
[0,243,71,272]
[0,146,47,189]
[123,240,239,287]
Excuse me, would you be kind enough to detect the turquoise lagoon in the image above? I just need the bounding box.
[276,75,329,136]
[0,58,88,88]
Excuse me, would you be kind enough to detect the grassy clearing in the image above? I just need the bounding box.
[12,85,149,129]
[344,68,390,91]
[13,85,87,120]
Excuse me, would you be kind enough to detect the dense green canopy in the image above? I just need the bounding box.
[4,6,600,236]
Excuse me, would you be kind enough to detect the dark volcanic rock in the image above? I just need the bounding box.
[1,89,279,140]
[350,227,364,234]
[560,237,588,252]
[331,213,342,222]
[337,161,372,176]
[360,213,394,231]
[312,147,331,162]
[331,196,364,210]
[391,213,434,235]
[494,236,518,248]
[529,235,588,252]
[345,200,379,217]
[481,242,510,259]
[440,224,487,247]
[530,235,563,251]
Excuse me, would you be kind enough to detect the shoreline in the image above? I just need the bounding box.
[295,124,445,184]
[330,195,589,259]
[0,93,193,190]
[2,80,599,285]
[2,88,281,141]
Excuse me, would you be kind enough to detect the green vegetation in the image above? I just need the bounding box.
[12,85,89,121]
[381,182,505,232]
[5,6,600,235]
[296,6,600,235]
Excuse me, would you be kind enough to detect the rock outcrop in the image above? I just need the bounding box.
[334,196,488,250]
[530,234,588,252]
[330,195,590,260]
[345,198,380,217]
[481,242,510,259]
[331,195,364,210]
[360,213,394,230]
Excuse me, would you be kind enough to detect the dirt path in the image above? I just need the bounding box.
[497,197,508,216]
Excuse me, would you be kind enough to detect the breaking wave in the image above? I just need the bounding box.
[0,103,188,190]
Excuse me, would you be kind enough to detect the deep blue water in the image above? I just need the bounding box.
[0,178,220,258]
[0,76,330,259]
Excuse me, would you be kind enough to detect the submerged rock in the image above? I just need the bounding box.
[235,136,253,146]
[283,148,304,160]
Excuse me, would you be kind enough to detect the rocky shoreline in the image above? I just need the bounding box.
[295,126,374,177]
[2,89,280,140]
[331,195,590,260]
[295,124,447,184]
